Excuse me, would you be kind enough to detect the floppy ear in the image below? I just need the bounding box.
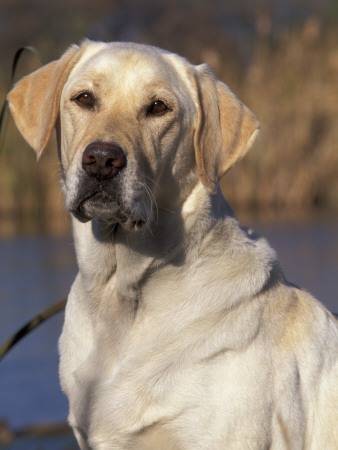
[193,64,260,193]
[7,44,83,159]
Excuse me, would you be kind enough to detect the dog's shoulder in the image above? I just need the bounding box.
[262,282,338,385]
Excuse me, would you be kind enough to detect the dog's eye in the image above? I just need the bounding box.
[147,100,170,116]
[72,92,95,108]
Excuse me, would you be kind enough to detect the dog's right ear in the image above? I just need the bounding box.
[193,64,260,194]
[7,44,84,159]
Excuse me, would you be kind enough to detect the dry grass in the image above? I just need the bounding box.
[221,23,338,219]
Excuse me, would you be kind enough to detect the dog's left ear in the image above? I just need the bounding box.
[193,64,260,193]
[7,44,84,159]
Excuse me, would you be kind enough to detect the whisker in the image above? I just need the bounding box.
[135,180,158,228]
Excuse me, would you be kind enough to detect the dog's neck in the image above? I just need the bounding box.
[71,183,231,298]
[69,183,277,367]
[68,183,236,365]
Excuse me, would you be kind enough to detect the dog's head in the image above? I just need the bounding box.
[7,41,259,229]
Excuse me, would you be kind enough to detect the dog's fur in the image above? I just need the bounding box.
[7,41,338,449]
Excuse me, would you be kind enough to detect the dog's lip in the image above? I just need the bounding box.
[68,185,148,229]
[68,187,113,221]
[69,195,147,229]
[85,190,112,203]
[75,186,111,209]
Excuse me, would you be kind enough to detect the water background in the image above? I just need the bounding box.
[0,216,337,448]
[0,237,76,425]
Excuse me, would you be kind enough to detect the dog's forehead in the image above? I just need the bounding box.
[66,42,193,94]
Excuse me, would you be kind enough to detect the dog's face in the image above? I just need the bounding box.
[59,43,198,227]
[7,41,259,229]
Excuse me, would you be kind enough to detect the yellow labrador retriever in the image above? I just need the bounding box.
[7,41,338,449]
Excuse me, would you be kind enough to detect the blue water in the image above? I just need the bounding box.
[1,434,77,450]
[254,218,338,314]
[0,218,337,441]
[0,236,77,431]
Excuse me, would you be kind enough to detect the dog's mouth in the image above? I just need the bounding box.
[69,186,109,220]
[69,186,147,230]
[84,189,112,205]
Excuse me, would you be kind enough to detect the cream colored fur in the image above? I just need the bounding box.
[7,41,338,449]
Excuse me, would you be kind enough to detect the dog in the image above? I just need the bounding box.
[7,40,338,449]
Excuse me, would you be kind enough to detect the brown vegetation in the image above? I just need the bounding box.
[0,0,337,235]
[222,22,338,220]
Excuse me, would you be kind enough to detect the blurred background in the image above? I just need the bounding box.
[1,0,338,233]
[0,0,337,448]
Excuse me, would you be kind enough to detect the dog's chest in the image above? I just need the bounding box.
[76,334,275,449]
[64,223,283,447]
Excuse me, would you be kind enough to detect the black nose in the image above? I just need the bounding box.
[82,142,126,181]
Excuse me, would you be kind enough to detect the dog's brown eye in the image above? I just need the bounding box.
[147,100,170,116]
[72,92,95,108]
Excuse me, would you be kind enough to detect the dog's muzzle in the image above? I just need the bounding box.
[68,141,127,223]
[68,141,149,229]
